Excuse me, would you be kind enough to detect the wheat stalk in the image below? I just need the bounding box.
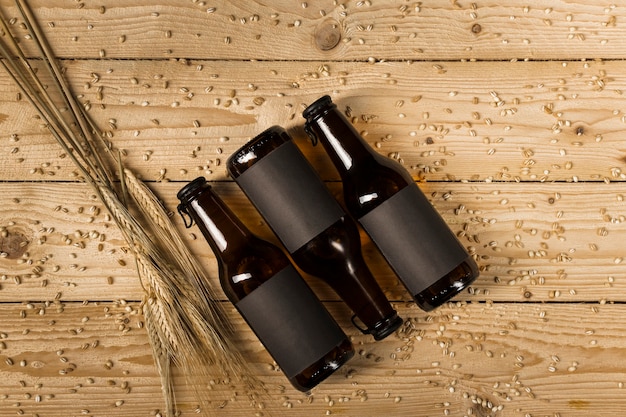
[0,1,264,415]
[144,296,177,416]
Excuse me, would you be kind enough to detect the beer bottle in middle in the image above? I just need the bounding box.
[227,126,402,340]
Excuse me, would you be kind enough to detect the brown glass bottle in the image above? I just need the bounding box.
[177,177,354,392]
[303,96,479,311]
[227,126,402,340]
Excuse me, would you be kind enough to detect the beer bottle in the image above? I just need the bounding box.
[177,177,354,392]
[227,126,402,340]
[302,95,479,311]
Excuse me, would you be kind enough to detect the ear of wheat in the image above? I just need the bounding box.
[0,1,264,415]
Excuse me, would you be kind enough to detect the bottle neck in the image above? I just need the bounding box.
[306,107,376,176]
[184,187,251,263]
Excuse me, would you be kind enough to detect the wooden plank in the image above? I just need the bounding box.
[2,1,626,416]
[0,182,143,302]
[1,301,626,417]
[1,59,626,183]
[1,181,625,304]
[0,300,168,417]
[0,0,625,61]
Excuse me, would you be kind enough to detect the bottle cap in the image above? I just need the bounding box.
[352,312,403,341]
[177,177,210,228]
[177,176,209,205]
[302,95,334,121]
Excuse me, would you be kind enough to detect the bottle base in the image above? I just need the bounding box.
[288,338,355,393]
[413,257,479,312]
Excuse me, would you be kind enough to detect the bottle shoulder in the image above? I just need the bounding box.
[220,237,291,302]
[341,155,414,216]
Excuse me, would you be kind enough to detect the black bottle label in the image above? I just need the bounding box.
[359,183,469,295]
[235,140,344,253]
[235,265,347,379]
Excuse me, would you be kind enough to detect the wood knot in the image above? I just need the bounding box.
[0,228,30,259]
[314,19,342,51]
[471,23,482,34]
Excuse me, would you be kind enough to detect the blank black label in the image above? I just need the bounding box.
[359,183,468,295]
[236,140,344,253]
[236,266,347,379]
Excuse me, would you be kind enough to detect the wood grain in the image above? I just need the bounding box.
[0,0,624,60]
[2,1,626,416]
[1,59,626,183]
[1,181,625,305]
[1,301,626,417]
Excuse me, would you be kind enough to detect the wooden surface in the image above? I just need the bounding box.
[2,1,626,416]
